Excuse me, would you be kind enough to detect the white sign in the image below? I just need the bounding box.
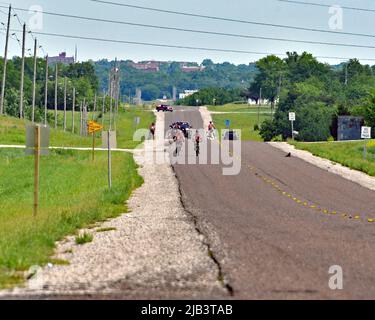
[361,126,371,139]
[289,112,296,121]
[102,130,117,149]
[25,124,50,156]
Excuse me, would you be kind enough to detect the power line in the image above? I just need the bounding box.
[277,0,375,13]
[10,28,375,62]
[5,5,47,56]
[89,0,375,39]
[5,5,375,50]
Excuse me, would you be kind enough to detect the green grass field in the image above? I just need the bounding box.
[208,103,272,113]
[212,112,272,141]
[0,108,155,149]
[0,148,143,288]
[291,140,375,176]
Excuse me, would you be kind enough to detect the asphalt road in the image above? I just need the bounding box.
[166,106,375,299]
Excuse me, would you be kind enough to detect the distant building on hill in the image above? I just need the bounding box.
[181,65,206,73]
[129,61,160,72]
[179,90,199,100]
[47,52,75,65]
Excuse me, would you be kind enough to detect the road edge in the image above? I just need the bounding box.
[268,141,375,192]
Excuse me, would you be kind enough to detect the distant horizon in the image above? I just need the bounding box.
[6,50,367,67]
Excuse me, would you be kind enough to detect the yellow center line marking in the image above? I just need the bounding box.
[215,139,373,224]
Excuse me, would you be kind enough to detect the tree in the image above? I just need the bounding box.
[248,55,285,110]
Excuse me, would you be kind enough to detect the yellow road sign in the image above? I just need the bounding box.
[88,121,103,134]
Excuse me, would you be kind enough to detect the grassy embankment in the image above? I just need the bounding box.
[291,140,375,177]
[210,104,272,141]
[0,107,155,149]
[0,148,143,288]
[208,103,271,113]
[0,106,153,288]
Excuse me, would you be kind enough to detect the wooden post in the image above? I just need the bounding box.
[19,23,26,119]
[107,130,112,190]
[0,5,11,115]
[102,93,106,127]
[72,87,75,133]
[44,56,48,125]
[63,77,67,131]
[34,125,41,217]
[54,64,58,129]
[80,102,83,136]
[92,132,95,161]
[31,38,37,123]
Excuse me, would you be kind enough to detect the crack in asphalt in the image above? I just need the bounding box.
[171,165,234,297]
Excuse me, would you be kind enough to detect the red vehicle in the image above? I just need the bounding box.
[156,105,173,112]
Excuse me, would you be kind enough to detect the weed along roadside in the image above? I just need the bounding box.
[0,148,143,289]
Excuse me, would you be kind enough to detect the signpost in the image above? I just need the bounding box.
[361,126,372,160]
[26,124,50,216]
[88,120,104,161]
[102,131,117,190]
[289,112,296,140]
[134,116,140,131]
[225,119,230,129]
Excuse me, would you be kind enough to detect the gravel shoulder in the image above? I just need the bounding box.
[269,142,375,192]
[199,107,213,131]
[0,111,225,299]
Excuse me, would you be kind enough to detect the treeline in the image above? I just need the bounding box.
[176,87,244,106]
[95,59,256,101]
[0,57,99,122]
[241,52,375,141]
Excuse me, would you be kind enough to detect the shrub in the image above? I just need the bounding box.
[259,119,277,141]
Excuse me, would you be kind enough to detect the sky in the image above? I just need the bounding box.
[0,0,375,65]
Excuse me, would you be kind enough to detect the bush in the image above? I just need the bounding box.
[254,124,260,131]
[296,103,335,142]
[259,119,277,141]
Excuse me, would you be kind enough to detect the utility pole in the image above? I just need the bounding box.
[258,87,262,127]
[94,93,97,112]
[0,5,11,115]
[31,38,37,123]
[93,93,97,120]
[102,92,106,126]
[109,81,113,131]
[72,87,75,133]
[83,103,88,137]
[54,64,58,129]
[79,101,83,136]
[63,77,67,131]
[19,23,26,119]
[44,56,48,125]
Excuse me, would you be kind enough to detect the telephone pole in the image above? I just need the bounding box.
[63,77,67,131]
[54,64,58,129]
[79,101,83,136]
[0,5,11,115]
[258,87,262,127]
[19,23,26,119]
[44,56,48,125]
[94,93,97,112]
[31,38,37,123]
[102,92,106,126]
[72,87,76,133]
[109,81,113,131]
